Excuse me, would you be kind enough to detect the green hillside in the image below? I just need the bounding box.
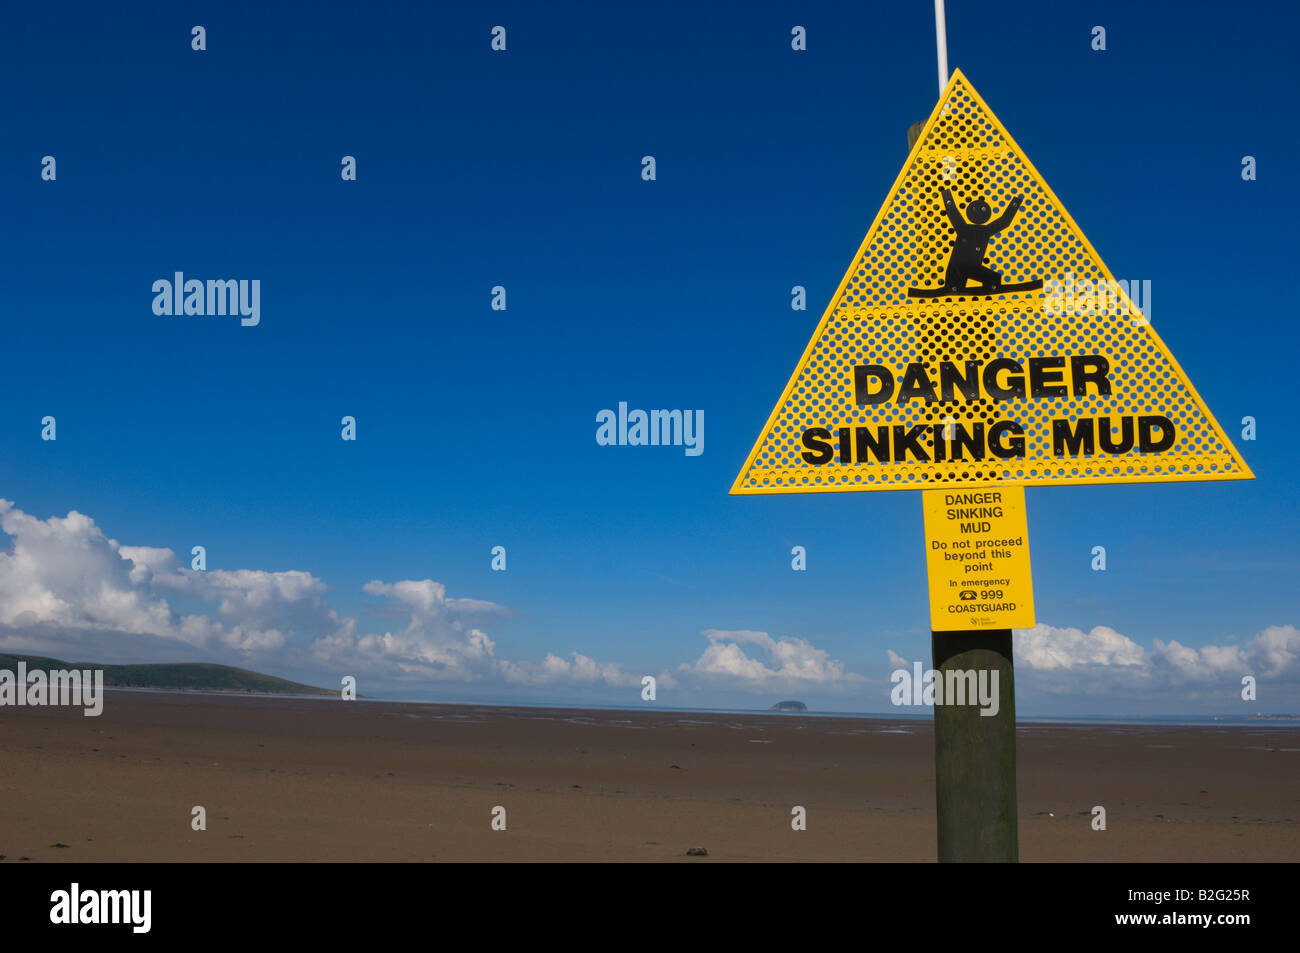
[0,653,332,696]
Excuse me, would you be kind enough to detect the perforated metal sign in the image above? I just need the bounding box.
[732,69,1253,495]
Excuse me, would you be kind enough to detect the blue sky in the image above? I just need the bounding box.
[1,0,1296,716]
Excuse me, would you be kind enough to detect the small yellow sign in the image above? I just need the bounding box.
[922,485,1035,631]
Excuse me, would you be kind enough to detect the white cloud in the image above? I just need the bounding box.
[0,500,197,644]
[3,499,1295,707]
[678,628,864,691]
[309,578,502,681]
[1245,625,1300,678]
[498,651,667,689]
[0,500,633,691]
[340,579,505,678]
[1014,623,1147,671]
[1004,622,1300,696]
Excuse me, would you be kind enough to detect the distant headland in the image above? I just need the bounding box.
[0,653,332,696]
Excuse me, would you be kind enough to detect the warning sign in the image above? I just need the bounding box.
[922,485,1034,630]
[731,69,1253,495]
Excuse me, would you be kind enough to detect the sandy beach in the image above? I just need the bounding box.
[0,691,1296,862]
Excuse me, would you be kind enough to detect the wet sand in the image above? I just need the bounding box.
[1,691,1296,862]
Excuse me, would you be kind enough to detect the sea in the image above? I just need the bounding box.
[101,687,1295,729]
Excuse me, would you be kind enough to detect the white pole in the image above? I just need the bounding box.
[934,0,949,94]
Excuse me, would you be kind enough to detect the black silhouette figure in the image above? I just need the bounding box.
[907,188,1043,298]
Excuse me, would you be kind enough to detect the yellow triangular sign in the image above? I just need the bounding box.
[732,69,1252,494]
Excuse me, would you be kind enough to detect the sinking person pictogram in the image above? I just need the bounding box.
[907,188,1043,298]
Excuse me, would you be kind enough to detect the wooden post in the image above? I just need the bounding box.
[907,120,926,150]
[931,628,1018,862]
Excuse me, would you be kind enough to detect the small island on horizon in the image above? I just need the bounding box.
[769,700,808,712]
